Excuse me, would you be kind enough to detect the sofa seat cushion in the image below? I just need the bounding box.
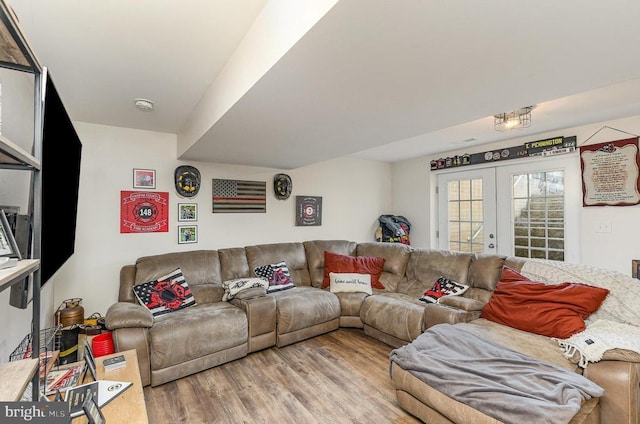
[269,287,340,334]
[360,293,425,342]
[149,302,247,370]
[459,318,578,371]
[391,357,600,424]
[334,292,369,317]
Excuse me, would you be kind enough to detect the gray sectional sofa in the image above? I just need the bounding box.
[105,240,640,424]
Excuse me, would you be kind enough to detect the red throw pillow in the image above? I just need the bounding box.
[498,266,529,283]
[479,266,610,339]
[322,251,385,290]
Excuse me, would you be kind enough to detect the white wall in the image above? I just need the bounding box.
[47,122,391,316]
[392,114,640,276]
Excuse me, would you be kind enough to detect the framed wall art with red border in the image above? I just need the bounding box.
[120,191,169,233]
[580,137,640,206]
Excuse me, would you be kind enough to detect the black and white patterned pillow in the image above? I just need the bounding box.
[132,268,197,317]
[419,276,469,304]
[222,277,268,301]
[254,261,296,293]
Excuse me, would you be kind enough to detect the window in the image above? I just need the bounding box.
[512,171,565,260]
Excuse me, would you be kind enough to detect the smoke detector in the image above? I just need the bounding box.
[134,98,154,111]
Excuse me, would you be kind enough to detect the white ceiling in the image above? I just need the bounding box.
[8,0,640,168]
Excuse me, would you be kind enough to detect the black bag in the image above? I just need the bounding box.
[377,215,411,244]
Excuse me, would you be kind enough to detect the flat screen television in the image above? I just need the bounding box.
[40,74,82,285]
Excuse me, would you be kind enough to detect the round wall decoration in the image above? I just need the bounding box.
[274,173,292,200]
[175,165,201,198]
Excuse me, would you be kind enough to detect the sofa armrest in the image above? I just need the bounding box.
[111,327,152,387]
[583,360,640,424]
[230,294,276,352]
[439,296,485,311]
[233,287,267,301]
[105,302,154,329]
[422,303,481,331]
[105,302,154,386]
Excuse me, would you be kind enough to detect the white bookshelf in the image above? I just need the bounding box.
[0,0,44,402]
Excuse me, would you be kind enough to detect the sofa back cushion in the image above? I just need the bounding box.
[218,247,251,281]
[460,253,505,303]
[467,253,507,290]
[322,251,385,289]
[119,265,138,303]
[130,250,224,304]
[303,240,357,288]
[355,242,411,292]
[245,242,311,286]
[504,256,528,273]
[399,249,472,299]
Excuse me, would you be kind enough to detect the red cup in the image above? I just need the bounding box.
[91,332,115,357]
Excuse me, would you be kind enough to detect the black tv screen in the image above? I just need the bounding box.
[40,75,82,285]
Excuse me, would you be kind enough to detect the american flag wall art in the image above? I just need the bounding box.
[212,179,266,213]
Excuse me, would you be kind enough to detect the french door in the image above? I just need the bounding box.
[437,168,497,253]
[437,156,579,261]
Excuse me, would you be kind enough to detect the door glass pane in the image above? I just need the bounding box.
[471,200,483,221]
[448,178,484,252]
[448,202,460,221]
[459,201,471,221]
[449,181,459,200]
[471,222,484,247]
[459,180,471,200]
[512,171,564,260]
[471,179,483,199]
[449,222,460,242]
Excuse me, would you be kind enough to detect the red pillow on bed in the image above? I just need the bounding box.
[479,266,609,339]
[322,251,385,290]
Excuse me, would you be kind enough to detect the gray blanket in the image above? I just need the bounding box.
[389,324,604,424]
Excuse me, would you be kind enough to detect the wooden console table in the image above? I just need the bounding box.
[73,349,148,423]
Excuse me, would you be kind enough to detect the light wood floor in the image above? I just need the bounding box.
[144,328,420,424]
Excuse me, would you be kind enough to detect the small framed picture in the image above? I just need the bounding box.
[133,168,156,189]
[82,391,105,424]
[633,259,640,279]
[295,196,322,226]
[178,203,197,222]
[0,209,21,258]
[178,225,198,244]
[84,345,97,381]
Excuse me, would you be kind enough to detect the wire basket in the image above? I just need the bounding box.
[9,325,61,362]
